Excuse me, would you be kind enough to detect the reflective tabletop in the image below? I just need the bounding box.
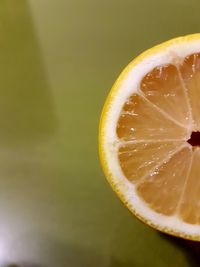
[0,1,199,266]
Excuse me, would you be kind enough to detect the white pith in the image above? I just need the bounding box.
[101,37,200,237]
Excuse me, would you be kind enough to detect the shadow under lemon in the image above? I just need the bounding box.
[0,0,56,148]
[108,212,200,267]
[160,233,200,267]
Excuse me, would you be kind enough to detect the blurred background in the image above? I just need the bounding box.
[0,0,199,266]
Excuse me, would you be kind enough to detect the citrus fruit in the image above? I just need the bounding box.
[99,33,200,241]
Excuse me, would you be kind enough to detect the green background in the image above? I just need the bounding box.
[0,0,200,266]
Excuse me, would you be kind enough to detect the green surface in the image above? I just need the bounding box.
[0,0,200,266]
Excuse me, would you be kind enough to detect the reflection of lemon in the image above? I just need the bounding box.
[99,33,200,241]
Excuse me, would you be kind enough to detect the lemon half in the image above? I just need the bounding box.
[99,33,200,241]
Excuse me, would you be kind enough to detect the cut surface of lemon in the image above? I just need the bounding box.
[99,33,200,241]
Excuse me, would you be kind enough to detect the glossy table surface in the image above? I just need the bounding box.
[0,1,200,266]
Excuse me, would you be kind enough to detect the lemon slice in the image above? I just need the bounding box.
[99,33,200,241]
